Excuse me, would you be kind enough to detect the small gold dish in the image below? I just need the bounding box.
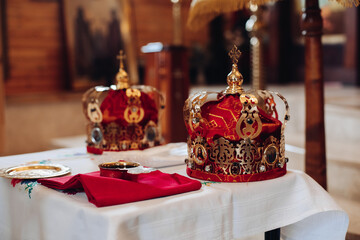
[99,161,155,179]
[98,161,140,170]
[0,164,71,179]
[99,161,140,179]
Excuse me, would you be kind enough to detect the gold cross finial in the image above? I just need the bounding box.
[117,50,126,69]
[224,44,244,94]
[115,50,129,89]
[228,45,241,64]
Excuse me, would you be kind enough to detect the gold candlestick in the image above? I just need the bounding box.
[171,0,182,45]
[246,4,267,90]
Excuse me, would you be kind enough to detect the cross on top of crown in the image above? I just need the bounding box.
[117,50,126,68]
[228,45,241,64]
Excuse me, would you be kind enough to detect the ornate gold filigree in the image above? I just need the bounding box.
[236,138,259,174]
[130,142,139,150]
[109,143,119,151]
[187,91,208,132]
[279,125,286,167]
[124,105,144,124]
[257,90,278,119]
[132,125,144,140]
[210,137,234,170]
[124,88,145,124]
[105,122,119,148]
[188,133,282,175]
[119,127,128,139]
[87,99,103,123]
[126,88,141,98]
[269,91,290,167]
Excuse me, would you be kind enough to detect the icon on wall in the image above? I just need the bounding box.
[62,0,138,90]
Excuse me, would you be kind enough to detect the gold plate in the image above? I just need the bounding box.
[0,164,71,179]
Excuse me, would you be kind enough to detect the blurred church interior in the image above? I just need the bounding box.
[0,0,359,238]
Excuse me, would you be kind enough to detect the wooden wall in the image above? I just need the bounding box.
[5,0,66,95]
[3,0,208,96]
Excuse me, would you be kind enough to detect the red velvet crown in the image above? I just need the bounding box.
[82,51,164,154]
[183,46,290,182]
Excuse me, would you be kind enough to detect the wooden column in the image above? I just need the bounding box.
[301,0,327,189]
[0,68,4,155]
[144,46,189,143]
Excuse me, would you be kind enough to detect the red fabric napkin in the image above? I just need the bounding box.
[38,171,202,207]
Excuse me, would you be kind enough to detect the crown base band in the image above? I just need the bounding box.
[187,165,286,182]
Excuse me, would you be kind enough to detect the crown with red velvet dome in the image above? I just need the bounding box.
[183,45,290,182]
[82,50,164,154]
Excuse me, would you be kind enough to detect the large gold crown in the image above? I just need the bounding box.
[183,45,290,182]
[82,50,165,154]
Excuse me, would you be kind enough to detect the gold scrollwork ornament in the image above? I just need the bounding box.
[130,142,139,150]
[110,143,119,151]
[236,138,258,174]
[278,125,286,168]
[132,125,144,141]
[257,90,278,119]
[87,100,103,123]
[126,88,142,98]
[236,94,262,139]
[104,122,119,150]
[124,88,145,124]
[210,137,233,170]
[124,105,145,124]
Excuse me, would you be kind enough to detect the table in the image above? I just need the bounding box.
[0,143,349,240]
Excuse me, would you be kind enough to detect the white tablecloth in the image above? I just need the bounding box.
[0,143,349,240]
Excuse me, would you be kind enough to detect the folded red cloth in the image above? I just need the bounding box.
[38,171,202,207]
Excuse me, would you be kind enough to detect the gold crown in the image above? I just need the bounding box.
[183,45,290,182]
[82,50,165,154]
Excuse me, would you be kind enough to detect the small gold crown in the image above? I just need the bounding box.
[82,50,165,154]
